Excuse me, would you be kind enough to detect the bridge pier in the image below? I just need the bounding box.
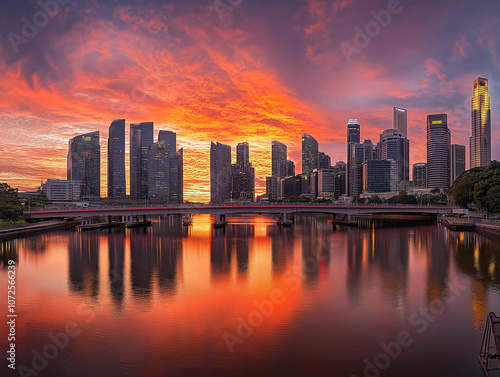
[121,215,133,223]
[214,214,226,227]
[278,212,293,226]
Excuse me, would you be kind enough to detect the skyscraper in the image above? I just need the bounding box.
[427,114,451,190]
[107,119,126,200]
[67,131,100,200]
[347,119,361,196]
[236,142,249,167]
[168,150,180,204]
[232,142,255,202]
[470,77,491,169]
[347,119,361,146]
[451,144,466,184]
[158,130,183,203]
[158,130,176,154]
[210,142,232,204]
[176,148,183,204]
[318,169,335,197]
[266,176,278,201]
[318,152,331,169]
[147,141,170,201]
[363,159,398,193]
[130,122,154,200]
[349,139,375,197]
[379,129,410,184]
[412,163,427,188]
[302,134,319,175]
[271,141,287,178]
[333,161,347,198]
[393,107,407,137]
[231,164,255,202]
[278,160,295,178]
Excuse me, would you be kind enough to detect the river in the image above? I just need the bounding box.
[1,214,499,377]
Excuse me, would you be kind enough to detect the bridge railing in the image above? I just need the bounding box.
[25,202,459,213]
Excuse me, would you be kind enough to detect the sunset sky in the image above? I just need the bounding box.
[1,0,499,202]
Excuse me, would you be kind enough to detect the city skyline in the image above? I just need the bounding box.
[1,0,500,202]
[7,92,497,202]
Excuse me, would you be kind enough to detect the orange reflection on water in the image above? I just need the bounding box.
[3,219,500,377]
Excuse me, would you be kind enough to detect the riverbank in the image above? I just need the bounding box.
[441,216,500,241]
[0,220,76,241]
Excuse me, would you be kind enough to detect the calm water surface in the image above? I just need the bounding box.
[1,215,500,377]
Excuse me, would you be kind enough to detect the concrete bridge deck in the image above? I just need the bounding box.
[24,204,456,220]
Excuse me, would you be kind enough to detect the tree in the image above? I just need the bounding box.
[367,195,383,204]
[313,197,333,203]
[0,183,23,221]
[29,187,48,210]
[449,161,500,212]
[473,167,500,211]
[387,192,418,205]
[485,185,500,213]
[448,168,482,208]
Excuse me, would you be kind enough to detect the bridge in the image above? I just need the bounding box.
[24,204,456,226]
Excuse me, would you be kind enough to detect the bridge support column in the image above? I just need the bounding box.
[214,214,226,226]
[278,212,292,226]
[108,216,112,224]
[143,215,147,222]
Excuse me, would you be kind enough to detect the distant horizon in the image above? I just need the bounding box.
[3,101,494,201]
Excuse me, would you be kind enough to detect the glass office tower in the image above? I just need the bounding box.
[67,131,100,200]
[470,77,491,169]
[107,119,126,200]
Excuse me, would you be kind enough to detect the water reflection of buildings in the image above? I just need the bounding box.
[68,232,100,297]
[210,227,232,281]
[450,231,500,329]
[296,216,332,288]
[423,226,450,305]
[108,233,125,308]
[155,238,180,295]
[232,224,252,275]
[129,219,183,300]
[153,215,182,295]
[129,228,154,300]
[346,226,409,316]
[0,240,18,268]
[22,235,49,256]
[68,218,183,305]
[270,226,293,276]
